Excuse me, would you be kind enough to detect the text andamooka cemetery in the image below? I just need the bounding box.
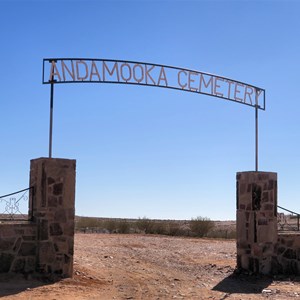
[44,59,264,109]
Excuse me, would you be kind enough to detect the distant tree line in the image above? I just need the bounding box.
[75,216,236,239]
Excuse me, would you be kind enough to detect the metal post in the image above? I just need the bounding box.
[255,88,260,172]
[255,104,258,172]
[49,82,54,158]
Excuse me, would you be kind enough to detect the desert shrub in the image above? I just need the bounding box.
[76,217,100,230]
[207,229,236,239]
[136,217,155,234]
[150,221,166,235]
[136,219,178,235]
[165,222,183,236]
[104,219,118,233]
[190,216,214,237]
[117,220,130,234]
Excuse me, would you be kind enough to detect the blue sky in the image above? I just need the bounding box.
[0,0,299,220]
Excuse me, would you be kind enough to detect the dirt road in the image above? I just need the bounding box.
[1,234,300,299]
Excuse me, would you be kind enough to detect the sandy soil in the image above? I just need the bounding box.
[1,233,300,299]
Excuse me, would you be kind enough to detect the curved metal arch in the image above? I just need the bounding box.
[43,58,265,110]
[43,58,264,170]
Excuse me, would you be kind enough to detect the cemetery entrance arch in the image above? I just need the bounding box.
[43,58,265,170]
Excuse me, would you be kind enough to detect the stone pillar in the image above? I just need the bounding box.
[30,158,76,278]
[236,171,277,274]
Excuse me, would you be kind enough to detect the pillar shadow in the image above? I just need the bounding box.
[212,272,273,294]
[0,274,53,297]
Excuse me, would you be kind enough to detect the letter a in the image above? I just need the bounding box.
[49,61,61,82]
[158,67,168,86]
[90,61,101,81]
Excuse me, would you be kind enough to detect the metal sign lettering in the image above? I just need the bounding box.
[43,58,265,110]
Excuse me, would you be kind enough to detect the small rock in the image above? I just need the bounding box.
[262,289,272,294]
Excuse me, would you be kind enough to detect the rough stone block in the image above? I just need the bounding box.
[39,242,55,264]
[23,236,36,241]
[14,229,25,235]
[24,257,35,273]
[283,260,298,275]
[249,257,259,272]
[64,221,75,236]
[11,258,26,272]
[283,249,296,260]
[0,253,14,272]
[54,210,67,223]
[262,243,274,256]
[48,196,58,207]
[258,218,268,226]
[18,242,36,256]
[271,256,283,274]
[263,203,274,211]
[0,237,16,251]
[0,228,15,238]
[260,257,272,274]
[53,183,64,196]
[68,238,74,255]
[262,191,269,203]
[252,244,262,257]
[50,223,63,236]
[257,224,277,244]
[39,219,49,240]
[293,236,300,249]
[241,255,249,270]
[13,237,22,252]
[276,245,286,255]
[268,180,274,190]
[48,177,55,185]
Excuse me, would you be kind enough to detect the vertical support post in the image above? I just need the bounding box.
[49,82,54,158]
[255,104,258,172]
[255,88,260,172]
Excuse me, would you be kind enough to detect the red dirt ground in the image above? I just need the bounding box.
[1,233,300,299]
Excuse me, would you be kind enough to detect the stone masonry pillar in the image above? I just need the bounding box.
[236,171,277,274]
[30,158,76,278]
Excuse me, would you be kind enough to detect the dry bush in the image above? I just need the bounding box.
[76,217,100,230]
[76,216,236,239]
[190,216,214,237]
[104,219,118,233]
[117,220,131,234]
[165,222,185,236]
[136,217,155,234]
[207,229,236,239]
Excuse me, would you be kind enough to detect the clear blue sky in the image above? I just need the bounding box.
[0,0,299,220]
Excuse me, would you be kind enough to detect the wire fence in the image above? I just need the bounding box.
[277,205,300,232]
[0,187,33,221]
